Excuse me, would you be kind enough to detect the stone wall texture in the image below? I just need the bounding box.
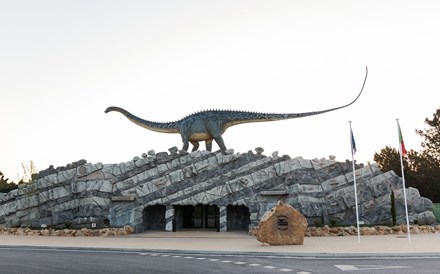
[0,147,435,232]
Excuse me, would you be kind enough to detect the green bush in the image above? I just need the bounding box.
[0,171,17,193]
[390,192,397,225]
[433,203,440,223]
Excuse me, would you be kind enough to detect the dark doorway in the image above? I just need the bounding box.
[178,205,218,229]
[143,205,166,231]
[227,205,251,230]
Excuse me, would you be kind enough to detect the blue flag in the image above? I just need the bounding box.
[350,128,357,155]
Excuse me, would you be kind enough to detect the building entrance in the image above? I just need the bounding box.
[143,205,166,231]
[179,205,218,229]
[227,205,250,230]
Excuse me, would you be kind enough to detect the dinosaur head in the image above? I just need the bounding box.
[105,106,131,116]
[104,106,117,113]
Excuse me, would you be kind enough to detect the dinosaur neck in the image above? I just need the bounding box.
[105,107,179,133]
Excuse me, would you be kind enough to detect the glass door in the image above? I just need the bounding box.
[192,205,203,228]
[205,205,218,229]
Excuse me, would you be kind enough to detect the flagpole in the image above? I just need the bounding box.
[397,119,411,244]
[349,121,361,243]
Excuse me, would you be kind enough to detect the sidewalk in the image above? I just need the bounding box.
[1,231,440,257]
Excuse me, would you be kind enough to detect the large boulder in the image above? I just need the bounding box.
[252,201,307,245]
[417,211,436,225]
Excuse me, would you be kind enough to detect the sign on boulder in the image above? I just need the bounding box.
[252,201,308,245]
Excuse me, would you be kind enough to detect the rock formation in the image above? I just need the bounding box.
[0,148,435,232]
[253,201,307,245]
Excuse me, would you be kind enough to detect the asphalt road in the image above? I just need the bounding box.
[0,247,439,274]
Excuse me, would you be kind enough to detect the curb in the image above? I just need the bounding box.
[2,245,440,258]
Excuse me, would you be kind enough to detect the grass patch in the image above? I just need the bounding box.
[433,203,440,223]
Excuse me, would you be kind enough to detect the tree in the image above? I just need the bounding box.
[412,108,440,201]
[0,171,17,192]
[374,107,440,202]
[416,108,440,161]
[373,146,417,187]
[408,151,440,202]
[373,146,404,176]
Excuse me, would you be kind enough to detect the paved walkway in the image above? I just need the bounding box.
[1,231,439,257]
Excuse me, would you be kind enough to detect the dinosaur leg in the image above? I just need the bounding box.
[205,138,213,152]
[206,121,227,153]
[190,141,199,152]
[182,139,189,151]
[214,136,227,153]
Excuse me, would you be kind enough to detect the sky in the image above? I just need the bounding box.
[1,1,439,182]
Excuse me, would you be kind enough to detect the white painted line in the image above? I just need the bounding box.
[221,260,232,263]
[161,254,170,257]
[172,255,181,258]
[296,272,311,274]
[335,265,412,271]
[150,254,159,256]
[336,265,359,271]
[196,258,206,260]
[278,268,293,272]
[184,256,194,259]
[249,263,261,267]
[138,253,149,256]
[234,262,247,265]
[209,259,219,262]
[264,266,277,269]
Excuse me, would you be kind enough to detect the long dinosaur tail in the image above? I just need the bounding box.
[222,66,368,128]
[283,66,368,118]
[104,106,179,133]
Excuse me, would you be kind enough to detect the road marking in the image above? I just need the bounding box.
[335,265,412,271]
[136,252,309,273]
[295,272,311,274]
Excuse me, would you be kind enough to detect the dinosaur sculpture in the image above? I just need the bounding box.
[105,67,367,152]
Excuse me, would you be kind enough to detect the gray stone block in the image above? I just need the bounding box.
[417,211,436,225]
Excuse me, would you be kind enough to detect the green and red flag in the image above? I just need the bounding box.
[397,121,407,156]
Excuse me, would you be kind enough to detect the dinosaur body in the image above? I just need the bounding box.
[105,68,367,152]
